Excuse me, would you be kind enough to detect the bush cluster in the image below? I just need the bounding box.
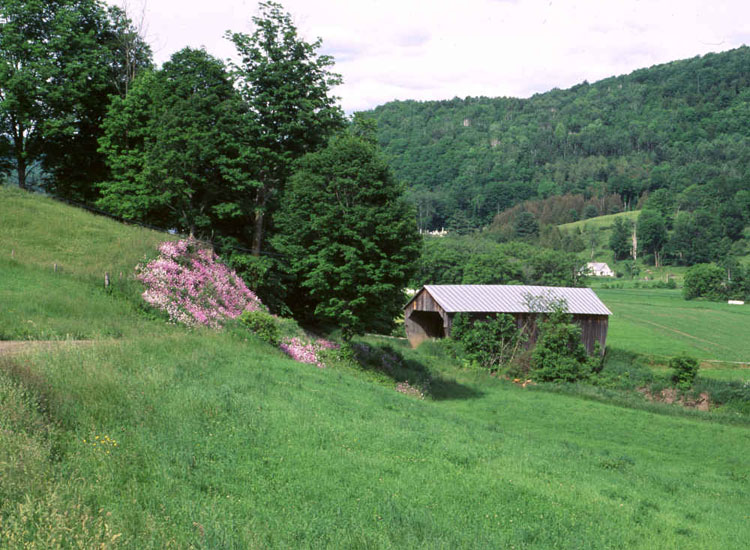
[531,308,599,382]
[451,304,603,383]
[683,262,750,301]
[670,355,700,390]
[451,313,524,371]
[239,310,280,346]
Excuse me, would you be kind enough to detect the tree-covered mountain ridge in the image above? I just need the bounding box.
[366,46,750,231]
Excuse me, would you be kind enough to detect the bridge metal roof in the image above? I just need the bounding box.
[416,285,612,316]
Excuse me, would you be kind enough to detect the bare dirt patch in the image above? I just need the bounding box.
[638,386,711,411]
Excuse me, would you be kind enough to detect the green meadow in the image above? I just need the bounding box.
[598,288,750,364]
[1,188,749,548]
[559,210,641,234]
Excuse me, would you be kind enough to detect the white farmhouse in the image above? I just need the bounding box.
[587,262,615,277]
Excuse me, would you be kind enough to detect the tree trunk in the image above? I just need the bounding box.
[16,152,27,190]
[252,186,267,256]
[14,126,27,190]
[252,210,264,256]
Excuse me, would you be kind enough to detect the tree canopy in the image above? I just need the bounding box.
[97,48,252,237]
[226,1,345,255]
[637,209,667,266]
[609,217,632,261]
[411,234,585,289]
[0,0,151,197]
[273,134,420,337]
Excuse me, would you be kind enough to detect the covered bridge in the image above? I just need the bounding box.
[404,285,612,354]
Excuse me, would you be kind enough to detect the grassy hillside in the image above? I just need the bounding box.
[559,210,640,268]
[0,256,168,340]
[0,186,174,283]
[2,189,749,548]
[0,186,179,340]
[4,333,750,548]
[559,210,640,234]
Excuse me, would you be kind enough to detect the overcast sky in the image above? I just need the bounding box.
[106,0,750,113]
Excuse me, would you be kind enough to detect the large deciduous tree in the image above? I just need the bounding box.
[98,48,255,237]
[1,0,55,189]
[43,3,152,201]
[0,0,151,197]
[272,134,420,338]
[226,1,345,255]
[637,209,667,266]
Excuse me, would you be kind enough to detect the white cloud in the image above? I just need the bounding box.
[105,0,750,113]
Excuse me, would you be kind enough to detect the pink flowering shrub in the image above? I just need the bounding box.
[279,337,340,368]
[136,239,262,328]
[315,339,339,350]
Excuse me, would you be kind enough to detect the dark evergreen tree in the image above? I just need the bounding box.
[514,211,539,239]
[583,204,598,219]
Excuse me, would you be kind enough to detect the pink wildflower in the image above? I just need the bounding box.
[136,239,262,328]
[315,339,340,350]
[279,337,338,368]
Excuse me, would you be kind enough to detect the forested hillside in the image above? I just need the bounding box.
[368,46,750,231]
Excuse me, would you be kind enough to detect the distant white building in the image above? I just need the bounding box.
[587,262,615,277]
[420,228,448,237]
